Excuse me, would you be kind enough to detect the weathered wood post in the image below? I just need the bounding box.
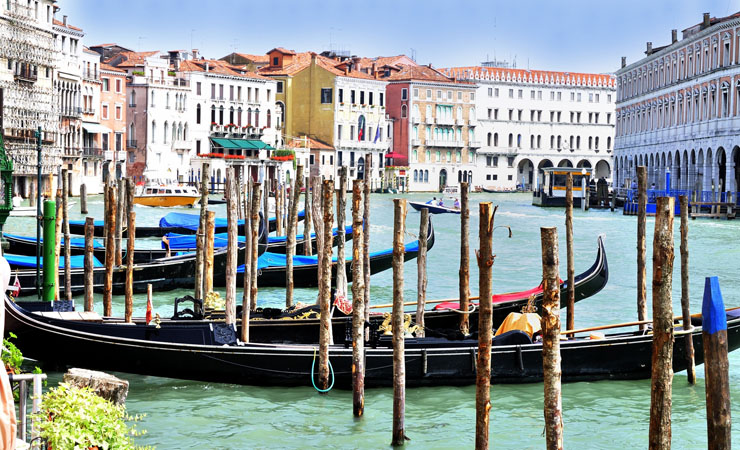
[204,210,216,296]
[459,181,470,335]
[701,276,731,449]
[241,177,252,343]
[637,166,648,330]
[124,179,135,323]
[679,195,696,384]
[84,217,95,312]
[610,188,617,212]
[225,168,238,325]
[62,169,71,301]
[649,196,675,450]
[286,165,303,307]
[54,188,62,300]
[391,198,408,446]
[475,202,495,450]
[115,179,125,266]
[351,179,366,416]
[312,176,325,293]
[565,173,575,337]
[363,162,372,321]
[104,183,116,316]
[195,163,210,300]
[336,166,348,298]
[276,182,283,236]
[250,183,261,311]
[303,177,312,256]
[541,226,563,450]
[80,182,87,214]
[416,208,429,338]
[317,179,334,391]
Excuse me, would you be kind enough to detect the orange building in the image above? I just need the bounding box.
[99,63,127,179]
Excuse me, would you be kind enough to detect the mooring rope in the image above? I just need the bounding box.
[310,347,335,393]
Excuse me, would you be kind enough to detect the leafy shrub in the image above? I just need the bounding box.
[1,332,23,373]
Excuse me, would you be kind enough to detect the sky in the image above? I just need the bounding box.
[63,0,736,74]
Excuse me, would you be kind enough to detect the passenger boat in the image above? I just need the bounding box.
[409,201,461,215]
[134,182,200,207]
[7,295,738,387]
[532,167,592,207]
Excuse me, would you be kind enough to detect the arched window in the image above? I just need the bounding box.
[130,91,136,106]
[237,108,242,126]
[517,134,522,148]
[425,150,431,161]
[576,136,581,149]
[247,108,252,126]
[255,109,260,127]
[413,104,419,118]
[150,91,155,107]
[530,135,535,148]
[537,135,541,148]
[588,136,593,149]
[196,104,201,124]
[413,126,419,139]
[508,133,513,147]
[163,121,169,144]
[166,92,170,108]
[229,107,235,125]
[607,137,612,149]
[424,170,429,182]
[219,106,224,125]
[414,170,418,182]
[595,137,599,149]
[267,110,271,128]
[494,133,498,146]
[401,104,407,118]
[457,106,463,120]
[470,107,476,121]
[183,123,188,141]
[151,120,156,143]
[210,106,216,124]
[487,132,492,146]
[425,105,432,119]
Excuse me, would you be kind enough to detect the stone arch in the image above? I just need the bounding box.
[517,158,535,189]
[716,147,727,191]
[576,159,591,168]
[558,159,573,168]
[595,159,611,179]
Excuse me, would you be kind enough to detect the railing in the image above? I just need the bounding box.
[129,103,137,107]
[435,117,454,126]
[61,107,82,118]
[84,70,99,80]
[82,107,96,115]
[469,141,481,148]
[14,69,37,83]
[10,373,47,445]
[82,147,103,158]
[622,189,740,205]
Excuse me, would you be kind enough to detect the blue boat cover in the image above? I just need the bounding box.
[159,210,305,230]
[5,233,104,249]
[163,224,352,249]
[236,239,419,273]
[70,219,104,227]
[5,253,103,269]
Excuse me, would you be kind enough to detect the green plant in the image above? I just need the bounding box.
[167,71,176,76]
[132,70,145,76]
[2,332,23,373]
[35,383,152,449]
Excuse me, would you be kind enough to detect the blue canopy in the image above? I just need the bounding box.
[5,233,104,249]
[5,253,103,269]
[236,239,419,273]
[159,210,305,230]
[163,224,350,249]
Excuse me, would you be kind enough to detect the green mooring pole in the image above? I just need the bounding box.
[42,199,56,301]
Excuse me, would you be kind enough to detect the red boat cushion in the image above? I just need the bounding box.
[432,280,562,311]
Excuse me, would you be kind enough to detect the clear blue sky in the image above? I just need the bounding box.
[64,0,734,74]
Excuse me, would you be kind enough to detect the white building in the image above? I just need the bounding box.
[0,0,61,196]
[614,12,740,193]
[80,47,104,193]
[178,56,279,186]
[444,65,616,190]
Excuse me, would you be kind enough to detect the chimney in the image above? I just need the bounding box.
[344,66,348,75]
[192,49,198,59]
[205,62,209,72]
[63,15,67,26]
[671,29,677,44]
[703,12,711,28]
[621,56,627,68]
[646,42,653,55]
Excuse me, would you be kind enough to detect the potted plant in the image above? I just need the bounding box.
[35,383,150,449]
[2,332,23,375]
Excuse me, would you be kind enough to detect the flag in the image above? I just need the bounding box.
[146,295,153,324]
[357,115,366,142]
[9,275,20,296]
[373,123,381,143]
[333,294,352,315]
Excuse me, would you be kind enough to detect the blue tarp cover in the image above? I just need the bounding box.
[158,210,305,230]
[5,253,103,269]
[5,233,104,249]
[236,240,419,273]
[70,219,104,227]
[163,225,353,249]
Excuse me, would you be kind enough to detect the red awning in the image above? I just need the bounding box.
[384,152,405,159]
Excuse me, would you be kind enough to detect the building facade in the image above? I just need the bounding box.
[614,12,740,193]
[444,66,616,191]
[384,64,479,192]
[80,47,103,192]
[0,0,60,197]
[99,62,127,182]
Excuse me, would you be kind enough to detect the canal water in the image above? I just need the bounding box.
[7,192,740,448]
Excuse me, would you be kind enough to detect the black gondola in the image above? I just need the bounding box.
[7,296,739,387]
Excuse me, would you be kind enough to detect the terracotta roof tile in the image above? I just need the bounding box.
[235,53,269,63]
[100,63,125,74]
[112,51,160,68]
[287,136,333,150]
[380,64,463,84]
[52,18,83,32]
[179,59,270,80]
[267,47,297,55]
[442,66,616,88]
[259,52,377,80]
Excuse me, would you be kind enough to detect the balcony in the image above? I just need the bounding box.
[83,70,99,81]
[126,140,138,149]
[411,138,423,146]
[435,116,454,126]
[426,140,464,148]
[62,107,82,118]
[412,116,421,124]
[82,147,103,159]
[14,70,37,84]
[104,150,126,161]
[82,107,96,115]
[469,141,482,148]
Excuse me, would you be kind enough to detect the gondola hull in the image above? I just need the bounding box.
[7,298,740,387]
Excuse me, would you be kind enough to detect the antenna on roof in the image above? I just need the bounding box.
[410,48,416,62]
[137,36,146,52]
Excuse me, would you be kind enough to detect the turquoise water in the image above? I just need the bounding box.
[8,192,740,448]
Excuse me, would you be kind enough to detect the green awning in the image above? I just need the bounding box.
[231,139,260,150]
[210,138,240,149]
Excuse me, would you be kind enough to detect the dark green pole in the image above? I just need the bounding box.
[35,126,42,299]
[42,200,56,301]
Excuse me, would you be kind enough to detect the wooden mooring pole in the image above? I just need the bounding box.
[103,182,116,316]
[336,167,348,297]
[648,196,675,450]
[351,179,365,417]
[701,276,731,449]
[459,181,470,335]
[286,165,303,308]
[195,163,210,300]
[565,173,575,337]
[303,178,312,256]
[679,195,696,384]
[62,169,71,301]
[312,176,325,289]
[224,168,238,325]
[541,226,563,450]
[204,210,215,296]
[475,202,495,450]
[363,163,372,322]
[79,182,87,214]
[53,189,61,301]
[84,217,94,312]
[241,177,252,343]
[115,179,125,266]
[250,183,261,311]
[125,210,135,323]
[391,198,408,446]
[318,179,334,391]
[637,166,648,330]
[416,208,429,338]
